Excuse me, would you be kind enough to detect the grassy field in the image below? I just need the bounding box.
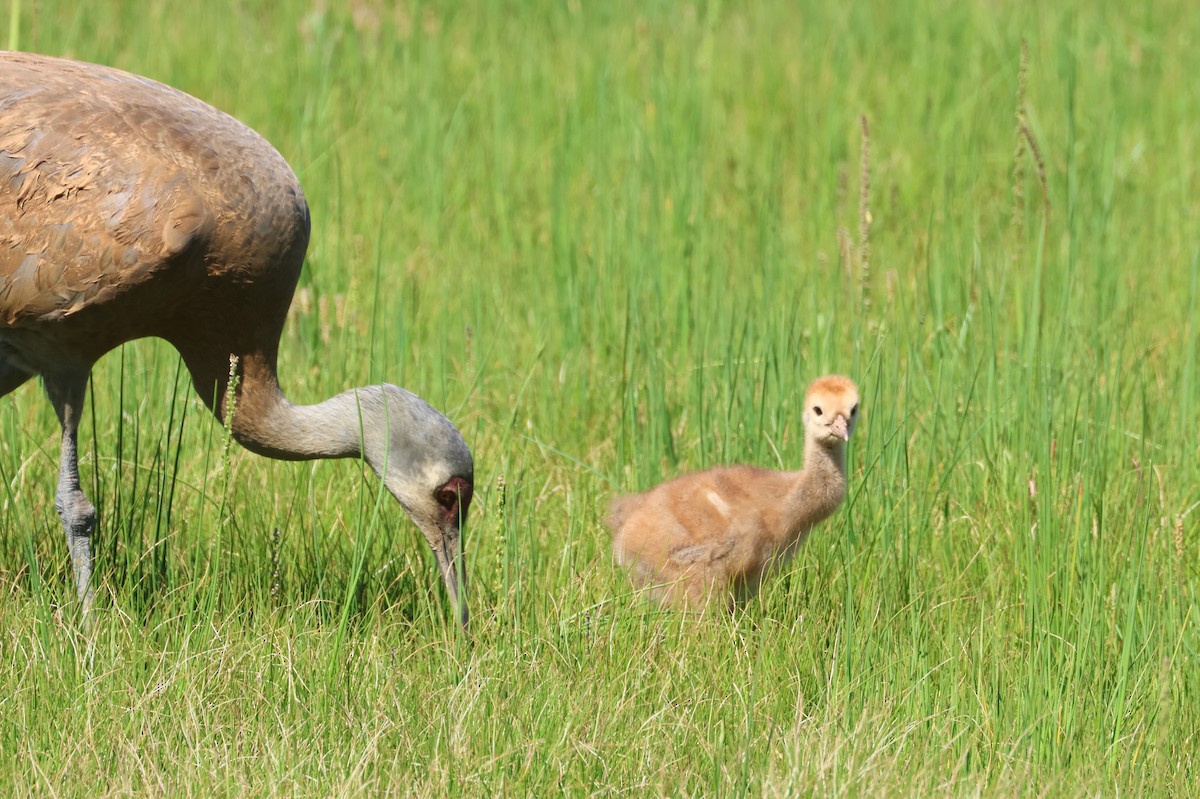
[1,0,1197,795]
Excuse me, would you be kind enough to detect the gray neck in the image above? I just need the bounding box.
[188,352,469,496]
[234,383,384,464]
[226,369,470,500]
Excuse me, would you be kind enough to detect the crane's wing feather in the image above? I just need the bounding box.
[0,55,217,326]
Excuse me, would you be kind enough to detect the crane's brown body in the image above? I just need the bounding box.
[609,376,859,610]
[0,52,473,624]
[0,51,307,423]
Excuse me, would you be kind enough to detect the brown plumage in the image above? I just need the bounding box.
[608,375,859,610]
[0,52,473,625]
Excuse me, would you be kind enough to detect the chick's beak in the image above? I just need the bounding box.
[830,414,850,441]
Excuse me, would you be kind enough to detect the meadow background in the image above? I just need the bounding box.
[1,0,1197,795]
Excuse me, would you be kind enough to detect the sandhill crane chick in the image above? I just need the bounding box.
[608,375,859,610]
[0,54,473,626]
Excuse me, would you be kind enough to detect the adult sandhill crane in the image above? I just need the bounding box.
[0,52,474,626]
[608,375,859,610]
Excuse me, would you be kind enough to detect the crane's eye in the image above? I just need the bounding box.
[436,477,473,516]
[812,406,823,416]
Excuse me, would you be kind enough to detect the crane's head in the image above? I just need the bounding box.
[801,375,860,447]
[367,385,474,629]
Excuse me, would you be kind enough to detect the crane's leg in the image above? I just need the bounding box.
[43,372,96,615]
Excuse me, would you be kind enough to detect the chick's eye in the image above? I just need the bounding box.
[812,406,823,416]
[851,404,859,416]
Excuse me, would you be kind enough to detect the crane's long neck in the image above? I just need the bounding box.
[780,438,848,542]
[203,350,373,462]
[184,346,470,493]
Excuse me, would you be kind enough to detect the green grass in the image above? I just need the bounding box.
[1,0,1197,795]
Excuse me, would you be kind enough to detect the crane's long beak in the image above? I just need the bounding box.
[433,535,469,629]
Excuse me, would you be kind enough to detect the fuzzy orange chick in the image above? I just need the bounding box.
[608,375,859,610]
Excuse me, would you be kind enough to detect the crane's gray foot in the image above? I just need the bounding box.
[56,486,96,614]
[44,371,96,619]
